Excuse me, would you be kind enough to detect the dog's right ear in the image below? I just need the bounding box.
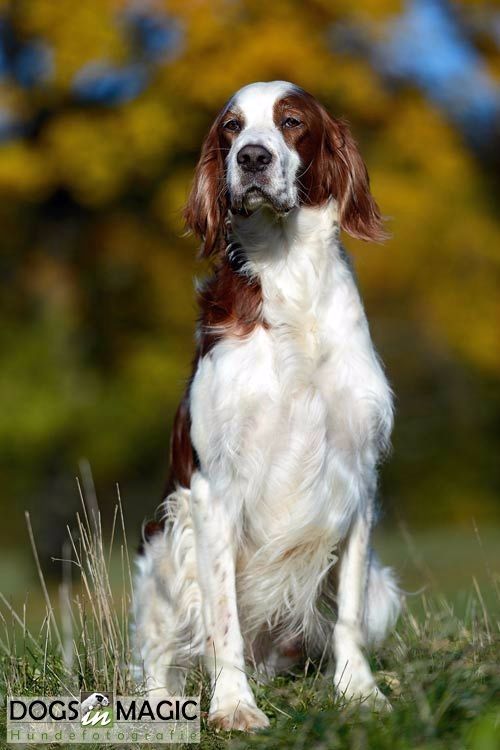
[184,116,228,258]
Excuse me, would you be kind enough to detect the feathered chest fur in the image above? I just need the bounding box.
[189,204,393,548]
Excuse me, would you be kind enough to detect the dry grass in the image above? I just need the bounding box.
[0,479,137,702]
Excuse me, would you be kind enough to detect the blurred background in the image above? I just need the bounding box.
[0,0,499,603]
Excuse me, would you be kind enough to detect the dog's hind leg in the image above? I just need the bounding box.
[332,505,396,710]
[132,487,204,695]
[363,551,401,648]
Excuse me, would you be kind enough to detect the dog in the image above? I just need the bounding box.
[80,693,109,717]
[133,81,401,732]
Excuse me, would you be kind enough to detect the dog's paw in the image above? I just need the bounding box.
[366,685,392,712]
[335,675,392,712]
[334,645,392,713]
[208,700,270,732]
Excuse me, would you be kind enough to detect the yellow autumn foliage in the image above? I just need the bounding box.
[0,0,498,545]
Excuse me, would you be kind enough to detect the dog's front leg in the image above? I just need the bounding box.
[333,504,390,710]
[190,473,269,732]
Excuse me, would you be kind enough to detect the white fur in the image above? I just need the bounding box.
[133,82,401,730]
[364,553,401,647]
[80,693,109,717]
[132,488,203,695]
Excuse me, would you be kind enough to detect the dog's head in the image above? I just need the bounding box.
[185,81,386,256]
[92,693,109,707]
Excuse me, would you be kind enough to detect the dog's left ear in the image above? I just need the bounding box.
[184,116,228,258]
[320,112,388,242]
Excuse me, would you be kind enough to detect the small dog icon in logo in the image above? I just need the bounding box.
[80,692,113,727]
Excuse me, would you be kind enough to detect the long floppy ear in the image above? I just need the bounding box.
[184,116,228,258]
[320,111,388,242]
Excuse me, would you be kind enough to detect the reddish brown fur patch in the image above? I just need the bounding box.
[280,639,303,660]
[164,389,198,497]
[157,255,264,522]
[138,386,197,551]
[183,115,228,258]
[274,89,388,242]
[183,106,242,258]
[196,254,265,355]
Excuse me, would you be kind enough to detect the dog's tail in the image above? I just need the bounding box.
[363,552,402,647]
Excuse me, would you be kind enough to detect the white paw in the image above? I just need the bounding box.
[335,672,392,712]
[365,685,392,712]
[208,699,270,732]
[143,676,166,697]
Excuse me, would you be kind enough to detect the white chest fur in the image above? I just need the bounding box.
[189,203,393,636]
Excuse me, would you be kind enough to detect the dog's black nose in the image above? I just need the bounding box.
[237,144,272,172]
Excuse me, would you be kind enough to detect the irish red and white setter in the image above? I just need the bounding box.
[133,81,401,731]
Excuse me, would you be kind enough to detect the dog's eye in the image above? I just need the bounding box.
[282,117,301,129]
[223,119,241,132]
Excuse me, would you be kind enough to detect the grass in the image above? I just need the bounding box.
[0,484,498,749]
